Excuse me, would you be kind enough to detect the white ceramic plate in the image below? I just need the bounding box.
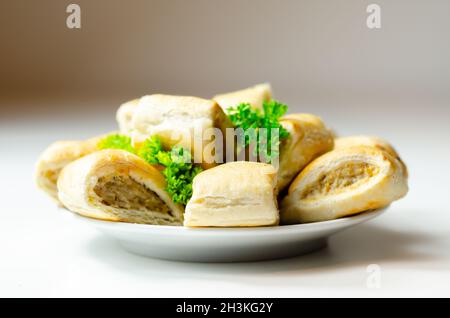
[70,208,386,262]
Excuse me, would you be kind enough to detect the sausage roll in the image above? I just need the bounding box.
[131,94,233,169]
[277,113,334,191]
[213,83,272,111]
[34,134,109,202]
[184,161,279,227]
[116,99,139,133]
[280,146,408,224]
[334,135,408,177]
[57,149,184,225]
[335,135,398,157]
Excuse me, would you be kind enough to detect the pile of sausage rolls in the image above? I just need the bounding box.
[35,84,408,227]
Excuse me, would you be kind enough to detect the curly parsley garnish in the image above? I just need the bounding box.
[97,134,135,154]
[139,136,203,205]
[226,100,290,162]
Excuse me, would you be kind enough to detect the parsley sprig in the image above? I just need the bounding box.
[227,100,290,162]
[97,134,136,154]
[138,137,202,205]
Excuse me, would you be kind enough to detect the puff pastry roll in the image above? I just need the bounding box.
[184,161,279,227]
[57,149,184,225]
[335,135,398,157]
[334,135,407,176]
[280,146,408,223]
[34,134,109,202]
[131,94,232,169]
[213,83,272,111]
[277,114,334,191]
[116,99,139,133]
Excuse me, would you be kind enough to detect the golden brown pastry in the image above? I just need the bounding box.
[34,133,110,202]
[334,135,407,176]
[131,94,233,169]
[277,114,334,191]
[213,83,272,111]
[280,146,408,224]
[116,99,139,133]
[184,161,279,227]
[57,149,184,225]
[334,135,398,157]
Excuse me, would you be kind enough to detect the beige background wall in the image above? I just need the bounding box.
[1,0,449,106]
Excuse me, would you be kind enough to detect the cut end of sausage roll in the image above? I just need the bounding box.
[34,134,109,202]
[277,114,334,192]
[213,83,272,111]
[57,149,184,225]
[280,146,408,224]
[131,94,233,169]
[116,99,139,133]
[184,161,279,227]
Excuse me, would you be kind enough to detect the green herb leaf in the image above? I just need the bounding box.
[226,100,290,162]
[138,136,202,205]
[97,134,136,154]
[138,136,164,165]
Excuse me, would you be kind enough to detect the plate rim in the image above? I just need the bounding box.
[64,207,387,235]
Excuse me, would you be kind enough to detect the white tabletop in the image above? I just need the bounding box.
[1,98,449,297]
